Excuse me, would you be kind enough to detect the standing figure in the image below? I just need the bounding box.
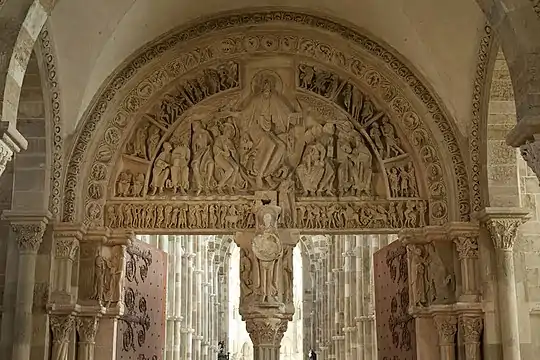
[170,139,191,194]
[150,142,172,195]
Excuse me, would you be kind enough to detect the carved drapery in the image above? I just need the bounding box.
[62,11,471,232]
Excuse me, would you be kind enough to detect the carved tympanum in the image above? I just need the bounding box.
[104,61,427,232]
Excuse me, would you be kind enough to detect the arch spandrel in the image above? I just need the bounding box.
[63,12,469,230]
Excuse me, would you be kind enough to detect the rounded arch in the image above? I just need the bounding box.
[62,10,471,229]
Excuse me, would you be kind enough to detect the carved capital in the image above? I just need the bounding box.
[50,315,75,343]
[433,315,457,346]
[485,218,524,250]
[54,238,79,259]
[454,235,479,260]
[53,223,86,259]
[460,316,483,344]
[76,316,100,343]
[477,208,530,251]
[12,222,47,253]
[245,318,289,346]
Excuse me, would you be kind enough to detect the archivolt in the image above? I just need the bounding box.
[62,10,470,225]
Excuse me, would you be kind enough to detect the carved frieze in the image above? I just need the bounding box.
[64,13,469,228]
[105,199,427,231]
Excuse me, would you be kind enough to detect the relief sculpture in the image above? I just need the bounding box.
[103,61,431,232]
[105,200,427,230]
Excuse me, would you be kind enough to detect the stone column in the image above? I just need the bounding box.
[479,208,529,360]
[4,211,50,360]
[76,316,100,360]
[173,235,183,360]
[354,236,365,360]
[343,235,355,360]
[50,223,85,304]
[193,244,203,360]
[50,314,75,360]
[460,316,483,360]
[182,236,195,360]
[433,315,458,360]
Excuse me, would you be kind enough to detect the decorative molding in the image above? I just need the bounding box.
[62,10,471,226]
[469,24,493,213]
[38,26,64,219]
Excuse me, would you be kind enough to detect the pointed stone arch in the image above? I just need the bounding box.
[61,10,471,231]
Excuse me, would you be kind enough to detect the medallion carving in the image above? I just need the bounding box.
[63,11,470,229]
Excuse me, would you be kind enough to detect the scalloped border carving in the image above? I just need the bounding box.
[63,10,470,224]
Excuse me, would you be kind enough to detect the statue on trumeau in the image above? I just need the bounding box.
[251,203,283,304]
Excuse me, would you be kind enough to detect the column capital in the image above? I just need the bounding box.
[0,138,13,176]
[459,316,483,344]
[476,207,530,250]
[245,317,288,346]
[76,316,100,343]
[453,235,479,260]
[50,314,75,343]
[3,211,51,253]
[53,223,86,259]
[433,315,458,346]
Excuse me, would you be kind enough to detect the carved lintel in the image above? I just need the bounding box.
[477,208,530,250]
[245,317,289,346]
[433,315,458,346]
[76,316,100,343]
